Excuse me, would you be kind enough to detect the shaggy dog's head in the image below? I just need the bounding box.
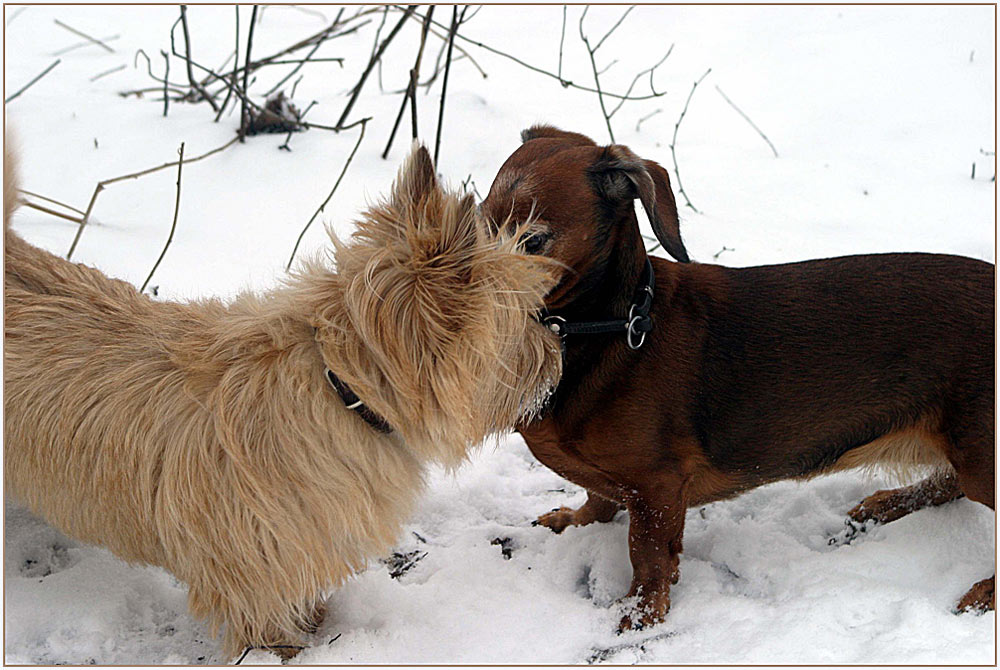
[298,145,562,466]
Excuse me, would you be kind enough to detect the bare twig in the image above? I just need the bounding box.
[264,8,344,98]
[53,18,115,53]
[53,34,120,56]
[635,108,662,133]
[715,85,778,158]
[578,7,615,143]
[140,143,185,293]
[5,59,61,103]
[287,119,368,271]
[557,5,567,82]
[402,6,660,102]
[19,190,86,216]
[607,44,672,118]
[239,5,260,140]
[89,63,126,82]
[133,49,186,88]
[713,246,734,260]
[161,51,169,116]
[179,6,219,112]
[6,6,28,26]
[593,5,634,52]
[434,6,463,167]
[21,201,82,224]
[337,5,416,129]
[670,68,712,213]
[66,136,240,260]
[215,6,239,123]
[383,6,435,159]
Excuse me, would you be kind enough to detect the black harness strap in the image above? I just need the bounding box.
[541,256,655,350]
[325,369,393,434]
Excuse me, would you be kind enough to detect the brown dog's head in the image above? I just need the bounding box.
[480,125,689,311]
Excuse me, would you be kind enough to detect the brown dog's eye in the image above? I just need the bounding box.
[521,231,551,255]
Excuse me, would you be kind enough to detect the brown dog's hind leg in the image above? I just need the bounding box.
[848,471,963,525]
[535,492,622,533]
[947,396,995,614]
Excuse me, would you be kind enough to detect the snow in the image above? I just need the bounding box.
[3,3,995,665]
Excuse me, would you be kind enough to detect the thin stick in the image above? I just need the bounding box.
[6,6,28,26]
[593,6,634,52]
[608,44,672,118]
[239,5,259,141]
[5,59,60,103]
[21,201,82,224]
[263,7,344,99]
[53,34,120,57]
[578,7,615,143]
[66,136,239,260]
[635,108,662,133]
[557,5,567,83]
[336,6,415,129]
[434,6,462,167]
[670,68,712,213]
[89,63,126,82]
[382,6,434,159]
[714,84,778,158]
[19,190,86,216]
[161,51,169,116]
[286,119,368,271]
[140,143,185,293]
[53,18,115,53]
[179,6,219,112]
[215,6,239,123]
[402,6,658,102]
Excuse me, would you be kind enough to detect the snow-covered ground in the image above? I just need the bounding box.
[3,3,995,665]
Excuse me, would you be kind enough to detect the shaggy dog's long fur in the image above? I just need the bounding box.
[3,143,562,657]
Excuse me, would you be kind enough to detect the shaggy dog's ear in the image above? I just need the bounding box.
[392,143,438,207]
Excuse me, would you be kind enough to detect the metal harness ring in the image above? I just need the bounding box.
[626,305,647,350]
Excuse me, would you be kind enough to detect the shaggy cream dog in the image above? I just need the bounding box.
[4,143,561,658]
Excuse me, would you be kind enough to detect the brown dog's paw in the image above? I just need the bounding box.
[957,576,995,613]
[847,488,913,525]
[616,591,670,633]
[533,507,576,533]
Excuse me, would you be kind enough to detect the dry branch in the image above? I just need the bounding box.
[53,18,115,53]
[66,136,240,260]
[53,33,120,57]
[90,63,126,82]
[286,119,369,271]
[670,68,712,213]
[336,5,416,129]
[383,6,435,159]
[179,6,219,112]
[434,6,463,167]
[715,84,778,158]
[140,143,185,293]
[5,59,61,103]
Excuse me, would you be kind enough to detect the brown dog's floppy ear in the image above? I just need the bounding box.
[594,146,690,263]
[520,124,597,147]
[393,143,438,206]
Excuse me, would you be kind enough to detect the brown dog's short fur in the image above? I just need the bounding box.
[482,125,995,629]
[4,143,562,657]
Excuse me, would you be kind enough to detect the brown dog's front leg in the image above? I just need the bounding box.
[619,484,686,631]
[535,491,623,533]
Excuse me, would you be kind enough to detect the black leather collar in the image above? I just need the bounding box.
[541,256,655,350]
[325,369,393,434]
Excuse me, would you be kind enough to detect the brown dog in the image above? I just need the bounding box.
[481,124,994,630]
[4,143,562,659]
